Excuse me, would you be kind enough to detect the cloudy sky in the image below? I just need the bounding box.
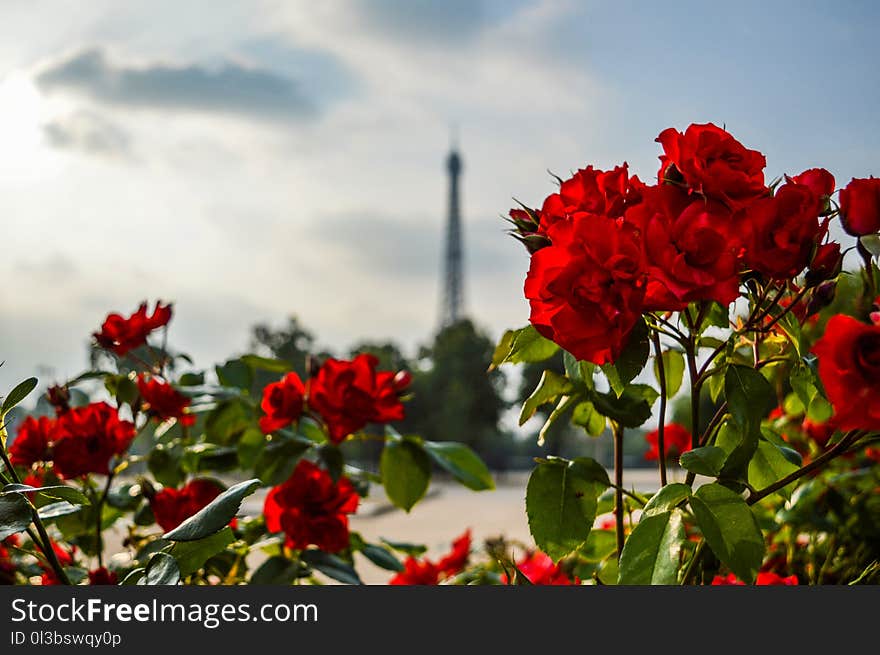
[1,0,879,390]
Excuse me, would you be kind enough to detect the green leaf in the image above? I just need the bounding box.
[170,527,235,577]
[519,370,574,425]
[602,318,649,396]
[490,325,559,369]
[301,550,362,585]
[120,569,145,585]
[538,395,577,447]
[215,359,252,390]
[590,389,652,428]
[240,355,292,373]
[163,479,260,541]
[380,539,427,557]
[381,439,431,511]
[725,365,775,433]
[618,510,685,585]
[360,543,404,572]
[563,351,595,386]
[2,377,38,416]
[653,350,685,398]
[861,234,880,257]
[423,441,494,491]
[642,484,692,517]
[141,552,180,585]
[578,529,617,562]
[748,441,800,500]
[148,444,185,488]
[250,556,302,585]
[679,447,728,477]
[571,401,606,437]
[37,501,82,521]
[254,437,310,486]
[237,427,267,469]
[525,457,609,561]
[690,483,764,584]
[0,493,32,540]
[318,444,344,483]
[2,484,90,506]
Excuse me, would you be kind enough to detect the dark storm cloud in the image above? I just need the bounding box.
[43,111,131,157]
[36,48,316,121]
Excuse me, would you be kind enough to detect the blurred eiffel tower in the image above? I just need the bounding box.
[439,135,464,327]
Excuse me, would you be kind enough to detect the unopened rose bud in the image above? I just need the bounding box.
[806,280,837,316]
[805,242,843,287]
[507,206,549,254]
[46,384,71,415]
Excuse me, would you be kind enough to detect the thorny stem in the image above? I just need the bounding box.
[650,331,669,487]
[612,422,625,560]
[684,335,701,488]
[758,285,810,333]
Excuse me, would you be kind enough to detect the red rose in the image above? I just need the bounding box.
[389,557,440,585]
[812,315,880,432]
[88,567,118,585]
[539,164,642,232]
[740,182,824,280]
[51,402,135,478]
[790,168,835,203]
[263,460,359,552]
[308,354,409,443]
[711,572,798,585]
[45,385,71,415]
[524,216,647,365]
[644,423,692,461]
[514,551,580,585]
[137,375,194,426]
[150,479,224,533]
[258,372,306,434]
[806,242,843,286]
[801,416,837,448]
[839,177,880,236]
[39,542,76,585]
[9,416,53,467]
[436,529,472,577]
[656,123,766,209]
[626,184,741,310]
[94,301,173,356]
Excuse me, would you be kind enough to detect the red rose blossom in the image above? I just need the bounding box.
[263,460,359,552]
[812,315,880,432]
[150,479,225,533]
[137,375,194,426]
[389,558,440,585]
[51,402,135,478]
[625,184,741,310]
[514,551,580,585]
[94,301,173,357]
[644,423,692,461]
[656,123,767,209]
[539,164,642,232]
[259,372,306,434]
[9,416,53,467]
[839,177,880,236]
[388,529,473,585]
[790,168,835,202]
[524,216,647,365]
[88,567,118,585]
[308,354,410,443]
[711,572,798,585]
[740,181,824,280]
[801,416,838,448]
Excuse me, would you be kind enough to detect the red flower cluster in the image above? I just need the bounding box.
[513,551,580,585]
[94,301,172,357]
[516,123,841,364]
[150,479,224,533]
[389,530,472,585]
[644,423,692,461]
[711,572,798,586]
[258,354,411,443]
[137,375,194,426]
[263,460,359,552]
[812,315,880,433]
[39,543,76,586]
[9,402,135,478]
[88,567,118,586]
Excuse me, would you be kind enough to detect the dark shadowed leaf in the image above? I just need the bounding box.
[170,527,235,577]
[301,550,362,585]
[163,479,260,541]
[2,377,38,416]
[141,552,180,585]
[0,493,32,540]
[381,439,431,512]
[423,441,494,491]
[2,484,89,506]
[679,446,728,477]
[360,543,404,572]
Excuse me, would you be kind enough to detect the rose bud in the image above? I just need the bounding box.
[806,280,837,317]
[46,384,71,415]
[839,177,880,236]
[805,242,843,287]
[507,207,550,254]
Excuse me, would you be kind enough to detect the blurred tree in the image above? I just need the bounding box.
[398,319,511,469]
[348,341,410,372]
[250,316,325,377]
